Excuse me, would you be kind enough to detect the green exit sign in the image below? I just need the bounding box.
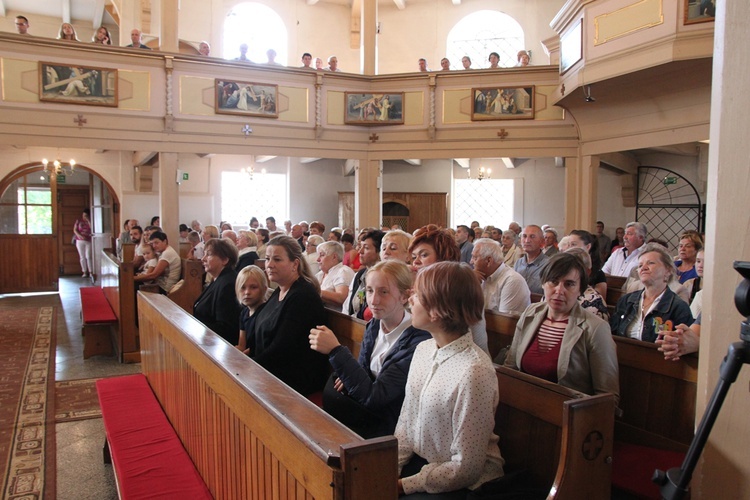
[57,174,66,184]
[182,172,189,181]
[663,176,677,185]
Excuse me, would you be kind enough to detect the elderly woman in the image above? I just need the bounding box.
[309,260,430,438]
[504,253,619,401]
[316,241,355,308]
[193,238,242,345]
[565,248,609,321]
[305,234,325,275]
[409,224,488,354]
[236,230,260,271]
[500,230,522,268]
[675,231,703,284]
[248,236,328,395]
[610,243,694,343]
[380,229,412,263]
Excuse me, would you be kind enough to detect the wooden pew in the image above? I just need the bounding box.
[178,241,191,259]
[100,250,140,363]
[165,259,204,315]
[494,366,615,499]
[614,336,697,451]
[323,308,614,498]
[137,293,398,499]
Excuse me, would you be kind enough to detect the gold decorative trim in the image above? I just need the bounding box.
[594,0,664,46]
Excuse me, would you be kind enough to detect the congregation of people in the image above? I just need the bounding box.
[112,210,704,497]
[10,14,536,75]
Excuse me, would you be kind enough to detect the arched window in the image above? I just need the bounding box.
[446,10,525,69]
[223,3,288,64]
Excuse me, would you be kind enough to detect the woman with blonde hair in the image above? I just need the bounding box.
[57,22,80,41]
[247,236,328,395]
[202,224,220,241]
[236,230,259,271]
[309,260,430,437]
[380,229,412,263]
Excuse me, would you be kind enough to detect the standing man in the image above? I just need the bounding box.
[514,225,549,294]
[595,221,612,263]
[343,229,385,319]
[265,217,278,232]
[472,239,531,316]
[602,222,647,277]
[126,29,151,49]
[417,58,429,72]
[456,225,474,264]
[301,52,313,68]
[15,16,31,35]
[235,43,250,62]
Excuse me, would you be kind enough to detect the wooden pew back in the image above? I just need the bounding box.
[138,293,398,499]
[166,259,204,315]
[494,366,615,499]
[614,336,697,451]
[484,310,518,360]
[100,250,140,363]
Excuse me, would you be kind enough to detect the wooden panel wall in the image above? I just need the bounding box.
[0,236,58,293]
[338,192,448,232]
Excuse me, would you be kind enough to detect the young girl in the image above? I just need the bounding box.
[396,261,503,498]
[138,243,158,282]
[308,260,430,438]
[235,265,270,355]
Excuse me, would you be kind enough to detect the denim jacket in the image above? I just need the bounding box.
[610,286,694,343]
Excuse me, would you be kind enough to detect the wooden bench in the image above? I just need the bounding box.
[137,292,398,499]
[80,286,117,359]
[323,308,613,498]
[96,374,212,499]
[164,258,204,315]
[100,250,139,363]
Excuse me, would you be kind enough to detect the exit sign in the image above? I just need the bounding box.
[182,172,189,181]
[57,174,66,184]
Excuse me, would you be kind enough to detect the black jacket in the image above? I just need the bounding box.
[193,266,241,345]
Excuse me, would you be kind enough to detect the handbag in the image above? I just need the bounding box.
[72,235,77,245]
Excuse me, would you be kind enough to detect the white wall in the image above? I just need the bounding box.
[596,166,634,239]
[383,159,453,193]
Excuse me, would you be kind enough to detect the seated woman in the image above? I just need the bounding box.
[236,230,260,271]
[308,260,430,438]
[316,241,355,308]
[256,228,270,259]
[567,229,606,298]
[504,253,619,402]
[193,238,241,345]
[235,265,271,355]
[675,231,703,284]
[247,235,328,396]
[380,229,412,263]
[409,224,488,354]
[305,234,324,275]
[657,313,701,361]
[396,261,503,498]
[565,247,609,321]
[341,233,360,270]
[610,243,694,343]
[683,249,704,318]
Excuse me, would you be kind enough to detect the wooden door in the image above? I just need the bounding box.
[58,187,90,275]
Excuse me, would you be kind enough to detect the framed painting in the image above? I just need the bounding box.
[471,87,535,121]
[215,80,278,118]
[345,92,404,125]
[684,0,715,25]
[39,62,118,107]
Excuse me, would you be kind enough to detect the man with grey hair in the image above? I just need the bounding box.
[514,225,549,294]
[221,229,238,245]
[508,222,522,236]
[543,228,559,257]
[472,238,530,315]
[602,221,647,277]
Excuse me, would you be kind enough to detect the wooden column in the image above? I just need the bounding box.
[563,155,599,233]
[158,152,179,245]
[354,159,382,231]
[693,0,750,496]
[360,0,378,75]
[160,0,179,53]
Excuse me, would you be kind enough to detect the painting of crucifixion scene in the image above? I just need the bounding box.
[39,62,118,107]
[345,92,404,125]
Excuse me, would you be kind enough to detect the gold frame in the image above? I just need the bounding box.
[215,79,279,118]
[39,62,118,107]
[471,87,535,121]
[344,92,404,125]
[684,0,715,25]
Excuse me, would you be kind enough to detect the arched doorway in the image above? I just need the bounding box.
[0,163,119,293]
[383,201,409,231]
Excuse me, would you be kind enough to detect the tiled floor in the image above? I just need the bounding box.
[1,276,141,500]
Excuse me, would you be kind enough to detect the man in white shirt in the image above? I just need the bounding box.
[135,231,181,293]
[602,221,647,277]
[472,238,531,315]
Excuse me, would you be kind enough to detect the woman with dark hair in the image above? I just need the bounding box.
[92,26,112,45]
[610,243,694,343]
[309,260,430,438]
[256,228,270,259]
[504,253,619,401]
[248,235,328,395]
[341,233,360,270]
[193,238,241,345]
[73,208,93,278]
[567,229,606,297]
[408,224,488,354]
[396,261,503,497]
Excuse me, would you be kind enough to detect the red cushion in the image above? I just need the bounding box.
[612,441,685,499]
[96,374,211,500]
[80,287,117,324]
[306,391,324,408]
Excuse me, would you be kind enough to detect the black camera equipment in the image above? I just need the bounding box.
[653,261,750,500]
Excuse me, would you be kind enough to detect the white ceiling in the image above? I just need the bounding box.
[2,0,111,25]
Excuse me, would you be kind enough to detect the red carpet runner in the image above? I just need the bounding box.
[0,307,56,499]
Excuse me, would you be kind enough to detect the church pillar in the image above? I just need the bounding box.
[158,152,179,245]
[360,0,378,75]
[159,0,180,53]
[563,155,599,233]
[693,0,750,496]
[354,159,382,230]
